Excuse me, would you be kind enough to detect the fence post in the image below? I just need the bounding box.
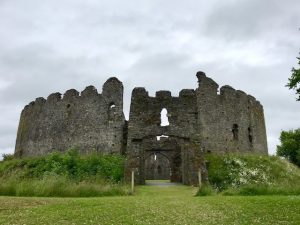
[198,168,202,188]
[131,169,135,193]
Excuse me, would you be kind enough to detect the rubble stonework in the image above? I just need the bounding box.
[15,77,125,157]
[15,72,268,185]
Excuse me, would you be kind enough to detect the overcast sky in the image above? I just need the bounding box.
[0,0,299,159]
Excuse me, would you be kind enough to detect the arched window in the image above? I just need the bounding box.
[109,102,116,109]
[108,102,116,121]
[160,108,169,126]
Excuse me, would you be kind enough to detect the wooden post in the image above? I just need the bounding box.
[131,169,135,193]
[198,168,202,188]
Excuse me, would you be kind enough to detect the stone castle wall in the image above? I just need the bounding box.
[15,77,125,157]
[14,71,268,185]
[124,72,267,184]
[125,88,204,185]
[196,72,268,154]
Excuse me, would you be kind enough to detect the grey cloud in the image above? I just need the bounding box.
[0,0,299,159]
[204,0,300,41]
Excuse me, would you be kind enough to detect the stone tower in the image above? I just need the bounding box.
[15,77,126,157]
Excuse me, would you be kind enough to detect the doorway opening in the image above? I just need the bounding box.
[145,152,171,181]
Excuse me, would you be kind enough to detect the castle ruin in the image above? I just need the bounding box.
[15,72,268,185]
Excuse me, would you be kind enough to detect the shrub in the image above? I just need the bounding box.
[2,154,14,161]
[0,150,125,182]
[196,184,215,196]
[205,153,300,195]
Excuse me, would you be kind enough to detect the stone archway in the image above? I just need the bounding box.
[139,137,183,184]
[145,152,171,180]
[125,135,207,185]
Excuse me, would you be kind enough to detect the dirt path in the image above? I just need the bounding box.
[145,180,182,187]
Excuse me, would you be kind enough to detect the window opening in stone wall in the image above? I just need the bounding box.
[108,102,116,121]
[160,108,169,126]
[156,135,169,141]
[232,124,239,140]
[110,103,116,109]
[248,127,253,146]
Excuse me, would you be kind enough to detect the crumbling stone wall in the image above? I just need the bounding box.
[125,72,267,185]
[125,88,208,185]
[14,71,268,185]
[15,78,125,157]
[196,72,268,154]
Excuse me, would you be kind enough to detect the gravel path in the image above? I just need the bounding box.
[145,180,182,186]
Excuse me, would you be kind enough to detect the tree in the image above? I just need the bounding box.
[287,53,300,100]
[277,129,300,167]
[1,153,14,161]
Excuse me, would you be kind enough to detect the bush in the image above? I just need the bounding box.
[0,150,125,182]
[2,154,14,161]
[205,153,300,195]
[196,184,215,196]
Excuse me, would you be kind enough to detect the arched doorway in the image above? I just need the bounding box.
[145,152,171,180]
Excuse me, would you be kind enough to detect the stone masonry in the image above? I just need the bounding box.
[15,72,268,185]
[15,78,126,157]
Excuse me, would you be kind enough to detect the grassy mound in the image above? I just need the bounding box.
[204,154,300,195]
[0,150,130,197]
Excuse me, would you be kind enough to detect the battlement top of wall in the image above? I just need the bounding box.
[20,72,264,114]
[22,77,123,113]
[179,89,195,97]
[132,87,149,98]
[219,85,262,107]
[196,71,219,89]
[103,77,123,88]
[47,92,62,102]
[64,89,80,99]
[81,85,99,97]
[156,91,172,99]
[132,88,195,100]
[105,77,122,83]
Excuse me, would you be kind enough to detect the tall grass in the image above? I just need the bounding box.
[0,150,130,197]
[0,175,129,197]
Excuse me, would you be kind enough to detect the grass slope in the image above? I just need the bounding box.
[205,154,300,195]
[0,184,299,225]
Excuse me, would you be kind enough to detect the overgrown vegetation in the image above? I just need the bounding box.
[1,153,14,161]
[277,128,300,167]
[0,150,130,197]
[205,153,300,196]
[196,184,215,196]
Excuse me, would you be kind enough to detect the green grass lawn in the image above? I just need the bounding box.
[0,183,299,225]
